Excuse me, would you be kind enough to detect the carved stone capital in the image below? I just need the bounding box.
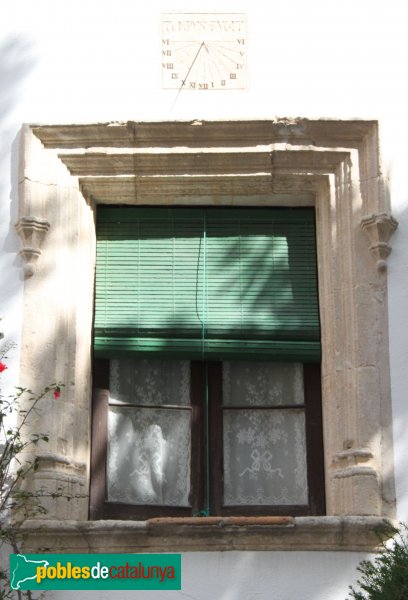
[16,216,50,277]
[360,212,398,271]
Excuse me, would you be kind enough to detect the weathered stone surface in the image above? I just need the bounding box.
[19,517,394,553]
[16,119,397,550]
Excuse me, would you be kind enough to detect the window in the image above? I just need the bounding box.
[90,206,325,519]
[17,120,397,550]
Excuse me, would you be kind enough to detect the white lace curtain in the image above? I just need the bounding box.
[223,361,308,505]
[107,359,191,506]
[106,359,308,508]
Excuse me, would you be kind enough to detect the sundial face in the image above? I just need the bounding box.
[161,13,247,90]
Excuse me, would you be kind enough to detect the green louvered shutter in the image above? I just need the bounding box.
[94,207,320,361]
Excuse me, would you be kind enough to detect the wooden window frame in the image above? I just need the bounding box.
[90,359,325,519]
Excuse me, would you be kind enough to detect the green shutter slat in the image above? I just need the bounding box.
[94,207,321,362]
[94,337,321,362]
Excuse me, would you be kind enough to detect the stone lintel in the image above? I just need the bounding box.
[31,119,377,150]
[79,175,319,204]
[58,148,350,178]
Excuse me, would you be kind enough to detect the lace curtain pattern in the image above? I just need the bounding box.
[223,361,304,406]
[109,359,190,406]
[107,359,191,506]
[105,358,309,508]
[223,362,308,505]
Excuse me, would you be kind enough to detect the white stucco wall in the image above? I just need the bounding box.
[50,551,368,600]
[1,1,408,598]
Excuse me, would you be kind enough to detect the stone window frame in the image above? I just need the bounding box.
[16,119,398,552]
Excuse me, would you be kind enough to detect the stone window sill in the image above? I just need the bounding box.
[20,516,392,553]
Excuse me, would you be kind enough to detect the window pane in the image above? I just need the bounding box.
[223,409,308,505]
[223,361,304,406]
[107,406,191,506]
[109,359,190,405]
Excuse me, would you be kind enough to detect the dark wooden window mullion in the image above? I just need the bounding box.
[102,502,193,520]
[190,361,206,515]
[222,404,305,410]
[108,403,194,410]
[205,361,223,515]
[304,363,326,515]
[89,359,109,520]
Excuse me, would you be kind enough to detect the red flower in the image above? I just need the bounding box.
[0,362,7,373]
[53,388,61,399]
